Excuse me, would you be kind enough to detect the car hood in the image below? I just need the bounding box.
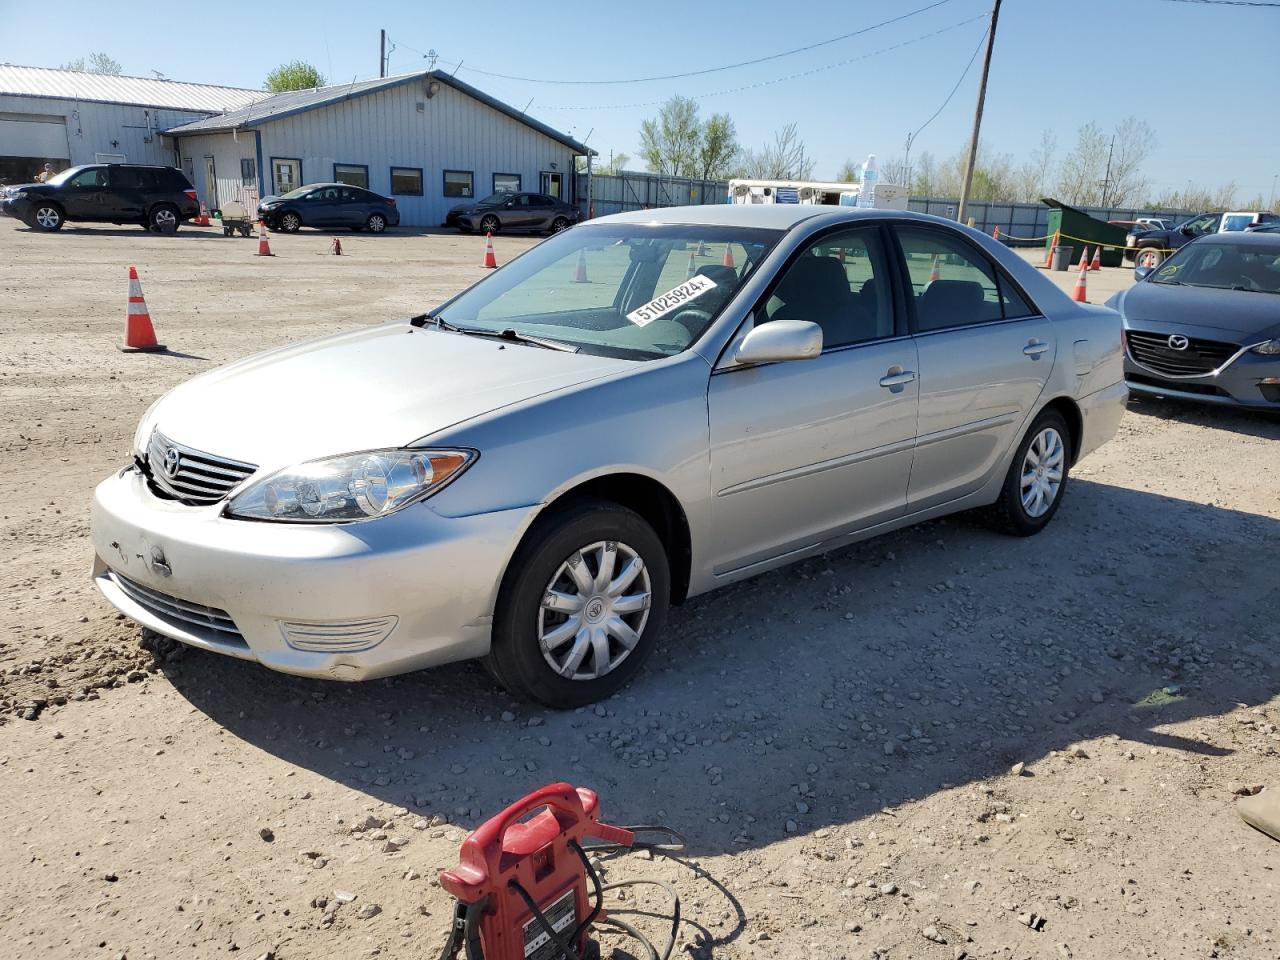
[150,322,634,470]
[1112,282,1280,339]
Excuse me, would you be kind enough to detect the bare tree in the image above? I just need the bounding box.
[1055,122,1108,205]
[880,156,911,188]
[1055,118,1154,207]
[733,123,816,180]
[61,52,122,74]
[1104,117,1155,206]
[1015,128,1057,201]
[912,151,938,196]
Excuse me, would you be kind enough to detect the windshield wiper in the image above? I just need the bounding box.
[409,314,578,352]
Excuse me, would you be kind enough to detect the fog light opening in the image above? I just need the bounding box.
[279,616,398,652]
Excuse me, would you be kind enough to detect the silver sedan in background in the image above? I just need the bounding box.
[90,206,1126,707]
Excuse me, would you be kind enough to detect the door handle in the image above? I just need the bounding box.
[1023,339,1050,358]
[879,369,917,389]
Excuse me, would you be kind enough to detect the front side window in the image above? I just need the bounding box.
[754,227,896,349]
[333,164,368,189]
[434,225,782,360]
[1181,214,1218,235]
[444,170,474,198]
[68,167,106,188]
[493,173,520,194]
[391,167,423,196]
[896,227,1032,332]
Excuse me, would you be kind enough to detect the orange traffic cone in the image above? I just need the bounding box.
[119,266,165,353]
[722,245,735,268]
[482,232,498,269]
[255,220,274,257]
[1089,244,1102,271]
[685,250,697,280]
[695,240,708,257]
[1043,229,1060,268]
[928,254,941,284]
[194,202,210,227]
[1072,250,1089,302]
[330,236,343,256]
[572,248,589,283]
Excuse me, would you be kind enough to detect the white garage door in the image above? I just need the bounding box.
[0,114,69,159]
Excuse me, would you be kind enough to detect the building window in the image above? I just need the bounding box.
[493,172,521,195]
[443,169,474,198]
[391,167,423,196]
[334,163,369,189]
[240,158,256,184]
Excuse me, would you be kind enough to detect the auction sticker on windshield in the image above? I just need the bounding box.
[626,274,718,327]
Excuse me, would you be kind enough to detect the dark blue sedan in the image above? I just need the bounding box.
[1107,232,1280,410]
[258,182,400,233]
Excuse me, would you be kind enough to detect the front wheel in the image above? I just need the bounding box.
[479,214,500,234]
[366,212,387,233]
[487,500,670,708]
[280,211,302,232]
[31,203,63,231]
[988,409,1071,536]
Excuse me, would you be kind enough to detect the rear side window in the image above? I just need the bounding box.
[894,227,1034,332]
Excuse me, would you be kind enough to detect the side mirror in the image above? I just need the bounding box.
[1179,226,1194,237]
[1134,264,1155,282]
[735,320,823,365]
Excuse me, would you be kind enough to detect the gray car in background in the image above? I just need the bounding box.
[90,205,1126,707]
[446,191,582,234]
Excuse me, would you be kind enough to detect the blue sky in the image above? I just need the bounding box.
[4,0,1277,200]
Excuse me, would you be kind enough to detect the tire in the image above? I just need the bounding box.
[280,211,302,233]
[1135,246,1164,269]
[550,216,569,234]
[487,499,670,708]
[988,409,1071,537]
[366,212,387,233]
[479,214,500,234]
[31,203,63,231]
[149,204,179,233]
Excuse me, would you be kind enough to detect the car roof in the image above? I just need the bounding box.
[1196,230,1280,246]
[586,204,957,231]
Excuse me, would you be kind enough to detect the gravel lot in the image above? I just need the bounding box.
[1,218,1277,960]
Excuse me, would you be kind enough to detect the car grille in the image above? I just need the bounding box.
[145,429,257,505]
[1126,330,1239,378]
[109,570,246,646]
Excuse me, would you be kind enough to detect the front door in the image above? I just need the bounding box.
[272,158,300,196]
[60,166,109,219]
[707,225,919,575]
[202,156,218,210]
[891,224,1056,511]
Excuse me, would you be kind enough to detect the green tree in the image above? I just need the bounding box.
[835,159,860,183]
[61,52,122,74]
[639,97,739,179]
[264,61,326,93]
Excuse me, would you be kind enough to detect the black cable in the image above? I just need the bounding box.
[403,0,959,86]
[600,878,681,960]
[595,917,660,960]
[568,840,605,945]
[582,824,688,856]
[909,25,989,144]
[1154,0,1280,6]
[507,879,584,960]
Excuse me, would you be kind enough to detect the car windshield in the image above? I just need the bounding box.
[431,224,783,360]
[43,166,87,187]
[278,186,313,200]
[1150,241,1280,293]
[475,192,512,206]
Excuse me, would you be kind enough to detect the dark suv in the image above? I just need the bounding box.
[1,164,199,232]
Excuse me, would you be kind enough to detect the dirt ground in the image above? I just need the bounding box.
[1,217,1277,960]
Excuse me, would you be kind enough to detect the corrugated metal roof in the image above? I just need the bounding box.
[166,70,593,154]
[0,64,267,113]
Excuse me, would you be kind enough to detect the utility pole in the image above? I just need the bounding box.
[1098,134,1116,209]
[380,29,386,78]
[957,0,1001,224]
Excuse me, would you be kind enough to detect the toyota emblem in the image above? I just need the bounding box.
[1167,335,1190,351]
[162,446,182,478]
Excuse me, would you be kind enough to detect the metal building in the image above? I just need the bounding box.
[165,70,593,228]
[0,64,265,183]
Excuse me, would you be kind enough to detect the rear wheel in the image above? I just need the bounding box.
[280,211,302,232]
[480,214,500,234]
[149,204,179,233]
[988,409,1071,536]
[366,212,387,233]
[487,500,670,708]
[31,203,63,231]
[550,216,569,234]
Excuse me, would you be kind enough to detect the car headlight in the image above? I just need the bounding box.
[133,400,165,459]
[1251,339,1280,356]
[226,448,476,523]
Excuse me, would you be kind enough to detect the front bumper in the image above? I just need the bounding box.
[90,466,536,680]
[1124,351,1280,410]
[1,196,31,220]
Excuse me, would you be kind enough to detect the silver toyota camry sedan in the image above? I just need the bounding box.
[91,206,1126,707]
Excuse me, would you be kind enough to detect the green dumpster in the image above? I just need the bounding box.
[1041,198,1127,268]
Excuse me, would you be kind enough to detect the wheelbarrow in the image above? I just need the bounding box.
[218,200,255,238]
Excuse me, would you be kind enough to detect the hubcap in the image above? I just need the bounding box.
[36,207,58,228]
[284,214,299,230]
[154,208,176,227]
[1020,427,1065,518]
[538,540,651,681]
[370,216,384,232]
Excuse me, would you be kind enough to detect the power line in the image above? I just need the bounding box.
[403,0,962,86]
[1153,0,1280,6]
[532,15,988,112]
[910,25,989,142]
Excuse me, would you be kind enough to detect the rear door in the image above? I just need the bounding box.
[106,166,147,222]
[527,194,556,230]
[890,224,1056,511]
[337,186,365,226]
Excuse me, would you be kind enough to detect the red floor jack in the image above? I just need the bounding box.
[438,783,684,960]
